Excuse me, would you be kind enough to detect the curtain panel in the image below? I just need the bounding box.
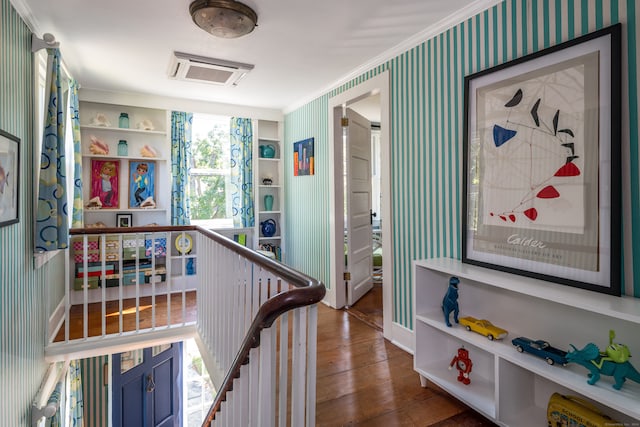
[171,111,193,225]
[69,80,83,228]
[36,48,69,251]
[230,117,254,227]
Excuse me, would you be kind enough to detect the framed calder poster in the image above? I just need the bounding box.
[462,24,621,296]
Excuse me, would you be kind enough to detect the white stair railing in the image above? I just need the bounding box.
[47,226,198,359]
[197,229,324,427]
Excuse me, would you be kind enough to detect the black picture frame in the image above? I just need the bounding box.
[462,24,621,296]
[0,129,20,228]
[116,213,132,228]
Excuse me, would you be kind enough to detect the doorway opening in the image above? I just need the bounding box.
[327,71,392,339]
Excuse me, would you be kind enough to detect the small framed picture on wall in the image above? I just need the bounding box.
[0,129,20,228]
[116,213,132,228]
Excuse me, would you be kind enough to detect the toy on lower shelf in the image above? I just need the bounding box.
[511,336,568,366]
[449,347,472,385]
[459,316,508,341]
[441,276,460,327]
[567,330,640,390]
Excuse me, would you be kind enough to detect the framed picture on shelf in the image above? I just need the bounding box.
[128,160,155,208]
[0,129,20,227]
[293,137,314,176]
[116,213,132,228]
[462,24,621,295]
[90,159,119,209]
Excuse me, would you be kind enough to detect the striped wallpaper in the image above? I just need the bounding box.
[80,355,109,427]
[0,0,66,425]
[285,0,640,330]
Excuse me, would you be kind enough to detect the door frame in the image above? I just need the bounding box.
[327,71,393,338]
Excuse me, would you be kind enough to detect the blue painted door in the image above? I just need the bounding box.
[113,343,182,427]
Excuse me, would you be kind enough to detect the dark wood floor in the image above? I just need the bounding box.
[320,286,495,426]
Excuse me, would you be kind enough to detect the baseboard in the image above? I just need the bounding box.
[48,299,65,340]
[390,321,414,355]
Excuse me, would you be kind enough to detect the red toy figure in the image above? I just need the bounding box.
[449,347,473,385]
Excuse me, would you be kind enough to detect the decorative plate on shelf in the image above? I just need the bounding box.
[175,234,193,255]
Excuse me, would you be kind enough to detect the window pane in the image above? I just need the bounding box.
[190,114,232,223]
[189,175,228,220]
[120,349,144,374]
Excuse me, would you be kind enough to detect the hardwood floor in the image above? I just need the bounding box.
[317,289,495,426]
[53,291,197,342]
[345,282,383,331]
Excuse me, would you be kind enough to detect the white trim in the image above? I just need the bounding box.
[327,72,392,341]
[8,0,41,34]
[284,0,502,113]
[390,322,415,355]
[44,325,197,362]
[79,88,283,122]
[48,298,65,341]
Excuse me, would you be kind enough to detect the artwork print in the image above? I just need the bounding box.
[90,159,119,208]
[129,161,155,208]
[293,138,314,176]
[463,25,620,295]
[0,130,19,227]
[477,55,594,238]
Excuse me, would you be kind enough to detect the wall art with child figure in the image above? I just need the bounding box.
[90,159,119,208]
[129,160,155,208]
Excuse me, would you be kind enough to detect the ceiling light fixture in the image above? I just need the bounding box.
[189,0,258,39]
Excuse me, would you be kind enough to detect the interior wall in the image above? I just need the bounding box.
[0,0,66,424]
[284,0,640,331]
[80,355,109,426]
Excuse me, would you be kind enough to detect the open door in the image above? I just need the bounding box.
[345,108,373,306]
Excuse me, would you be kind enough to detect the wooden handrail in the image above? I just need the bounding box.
[195,226,325,425]
[70,225,326,425]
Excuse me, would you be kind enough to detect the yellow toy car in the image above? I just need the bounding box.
[459,316,508,341]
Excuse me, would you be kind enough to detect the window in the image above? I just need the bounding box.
[189,114,233,228]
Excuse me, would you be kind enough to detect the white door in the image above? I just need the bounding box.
[345,108,373,306]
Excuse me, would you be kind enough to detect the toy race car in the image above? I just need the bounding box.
[459,316,508,341]
[512,336,568,366]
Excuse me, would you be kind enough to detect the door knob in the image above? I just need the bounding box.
[146,374,155,393]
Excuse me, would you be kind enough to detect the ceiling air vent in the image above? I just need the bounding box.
[168,51,254,86]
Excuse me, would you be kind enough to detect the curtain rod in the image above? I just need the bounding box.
[31,33,59,52]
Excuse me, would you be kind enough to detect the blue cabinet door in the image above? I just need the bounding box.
[113,343,182,427]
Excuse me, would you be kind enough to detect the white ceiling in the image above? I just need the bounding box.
[14,0,492,111]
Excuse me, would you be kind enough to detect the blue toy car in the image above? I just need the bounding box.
[512,336,568,366]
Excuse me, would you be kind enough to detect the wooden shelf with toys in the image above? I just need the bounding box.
[79,101,170,227]
[413,258,640,426]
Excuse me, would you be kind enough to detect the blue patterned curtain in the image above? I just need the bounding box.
[171,111,192,225]
[36,49,68,251]
[230,118,254,227]
[69,80,83,228]
[67,360,84,426]
[46,381,62,427]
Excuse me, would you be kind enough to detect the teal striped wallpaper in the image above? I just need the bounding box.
[285,0,640,330]
[80,355,109,427]
[1,0,65,424]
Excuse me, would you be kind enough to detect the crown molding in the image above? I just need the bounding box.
[9,0,42,35]
[284,0,503,114]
